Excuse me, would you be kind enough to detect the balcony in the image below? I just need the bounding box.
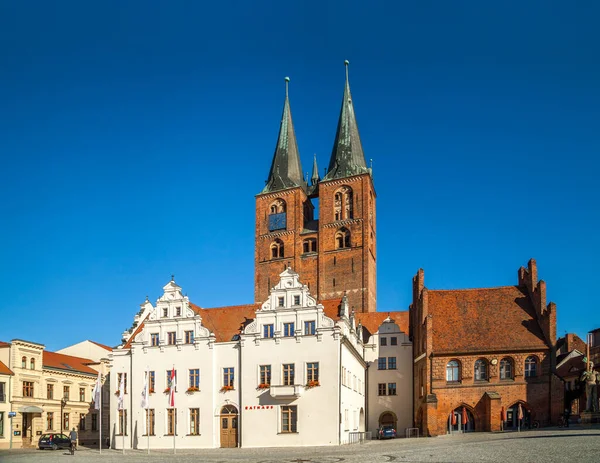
[269,385,302,399]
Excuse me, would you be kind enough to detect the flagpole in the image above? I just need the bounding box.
[122,370,125,455]
[147,367,150,455]
[173,365,176,455]
[99,373,102,454]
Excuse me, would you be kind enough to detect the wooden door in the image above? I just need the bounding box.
[220,406,238,448]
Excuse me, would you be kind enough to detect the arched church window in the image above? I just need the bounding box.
[335,228,351,249]
[303,238,317,253]
[334,186,353,221]
[269,199,287,231]
[270,239,284,259]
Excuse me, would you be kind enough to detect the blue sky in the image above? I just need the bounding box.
[0,1,598,350]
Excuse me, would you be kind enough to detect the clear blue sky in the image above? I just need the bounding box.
[1,1,598,351]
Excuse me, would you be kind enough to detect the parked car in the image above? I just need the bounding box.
[376,424,397,439]
[38,433,72,450]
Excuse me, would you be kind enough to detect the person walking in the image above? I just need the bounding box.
[69,427,78,454]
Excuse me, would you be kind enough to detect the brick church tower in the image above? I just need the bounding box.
[255,63,376,313]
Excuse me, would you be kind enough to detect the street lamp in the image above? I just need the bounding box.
[60,398,67,433]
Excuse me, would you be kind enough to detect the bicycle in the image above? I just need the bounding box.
[558,416,568,428]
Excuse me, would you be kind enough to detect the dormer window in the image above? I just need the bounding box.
[175,307,181,317]
[162,308,168,318]
[278,297,285,307]
[293,295,300,306]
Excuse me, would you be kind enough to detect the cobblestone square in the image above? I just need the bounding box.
[1,427,599,463]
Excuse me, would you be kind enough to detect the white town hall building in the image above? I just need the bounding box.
[110,268,412,449]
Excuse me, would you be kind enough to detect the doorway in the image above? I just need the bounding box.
[448,407,475,433]
[22,413,32,445]
[220,405,238,448]
[379,411,397,430]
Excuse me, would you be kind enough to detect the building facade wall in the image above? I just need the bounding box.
[364,322,412,435]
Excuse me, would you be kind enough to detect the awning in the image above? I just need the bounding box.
[19,406,43,413]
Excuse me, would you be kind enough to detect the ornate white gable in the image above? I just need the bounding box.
[260,267,318,312]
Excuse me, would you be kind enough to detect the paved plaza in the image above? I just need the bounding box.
[1,428,599,463]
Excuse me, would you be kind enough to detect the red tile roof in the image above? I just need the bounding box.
[0,341,11,348]
[321,298,409,341]
[190,302,261,343]
[43,351,98,376]
[89,340,113,351]
[123,316,148,349]
[427,285,549,353]
[0,360,14,375]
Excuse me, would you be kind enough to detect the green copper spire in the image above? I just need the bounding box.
[262,77,304,194]
[323,60,369,181]
[311,153,320,185]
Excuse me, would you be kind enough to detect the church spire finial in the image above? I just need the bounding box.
[261,76,304,194]
[345,59,349,84]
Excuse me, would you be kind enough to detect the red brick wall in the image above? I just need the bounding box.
[255,173,376,312]
[317,173,376,313]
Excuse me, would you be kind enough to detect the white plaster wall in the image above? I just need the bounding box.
[240,332,341,447]
[365,323,413,434]
[339,340,366,444]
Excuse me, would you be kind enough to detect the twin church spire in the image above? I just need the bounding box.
[262,61,368,194]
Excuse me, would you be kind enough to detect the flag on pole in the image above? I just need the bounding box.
[92,372,102,410]
[141,370,149,409]
[169,368,176,407]
[118,373,125,410]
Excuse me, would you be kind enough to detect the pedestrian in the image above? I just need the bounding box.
[69,427,78,453]
[563,408,570,428]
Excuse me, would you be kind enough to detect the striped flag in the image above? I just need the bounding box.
[169,368,176,407]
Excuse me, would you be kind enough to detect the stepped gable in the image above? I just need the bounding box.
[428,285,548,353]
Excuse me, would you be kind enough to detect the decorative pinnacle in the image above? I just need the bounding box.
[344,60,349,83]
[285,76,290,98]
[171,274,174,281]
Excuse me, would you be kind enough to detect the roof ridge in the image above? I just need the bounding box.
[429,285,523,293]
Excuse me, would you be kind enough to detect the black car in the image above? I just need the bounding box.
[38,433,71,450]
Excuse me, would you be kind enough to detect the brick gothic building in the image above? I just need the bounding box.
[410,259,563,436]
[255,64,377,313]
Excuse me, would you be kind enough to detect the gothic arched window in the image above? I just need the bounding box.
[270,199,286,214]
[474,359,487,381]
[335,228,351,249]
[334,186,353,221]
[500,357,513,380]
[303,238,317,253]
[270,239,284,259]
[524,356,538,378]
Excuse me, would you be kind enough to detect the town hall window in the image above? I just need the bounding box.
[378,357,386,370]
[223,368,234,388]
[151,333,159,346]
[446,360,460,382]
[270,239,284,259]
[333,186,353,221]
[474,359,488,381]
[307,362,319,383]
[283,322,295,337]
[335,228,351,249]
[260,365,271,386]
[263,324,274,338]
[283,364,295,386]
[281,405,297,433]
[304,320,316,335]
[500,357,513,380]
[524,356,538,378]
